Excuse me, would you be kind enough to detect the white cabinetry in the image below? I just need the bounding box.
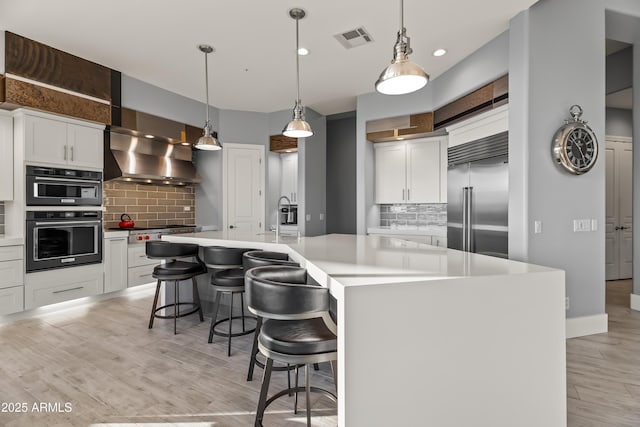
[127,244,157,287]
[374,137,447,204]
[0,245,24,316]
[24,263,103,310]
[22,111,104,170]
[280,153,298,203]
[104,236,128,293]
[0,111,14,201]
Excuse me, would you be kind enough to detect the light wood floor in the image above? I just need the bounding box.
[567,279,640,427]
[0,285,337,426]
[2,281,640,426]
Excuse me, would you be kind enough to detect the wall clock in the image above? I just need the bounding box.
[552,105,598,175]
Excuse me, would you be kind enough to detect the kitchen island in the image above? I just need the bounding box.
[164,231,566,427]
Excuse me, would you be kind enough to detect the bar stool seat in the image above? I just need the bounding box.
[212,268,245,291]
[260,318,337,356]
[154,261,206,277]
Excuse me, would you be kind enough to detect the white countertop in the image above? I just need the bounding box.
[165,231,554,287]
[367,226,447,237]
[104,230,129,238]
[0,236,24,246]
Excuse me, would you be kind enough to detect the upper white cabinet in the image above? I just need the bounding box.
[0,111,14,201]
[374,136,447,204]
[281,153,298,203]
[21,111,104,170]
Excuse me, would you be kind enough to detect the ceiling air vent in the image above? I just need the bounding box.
[334,27,374,49]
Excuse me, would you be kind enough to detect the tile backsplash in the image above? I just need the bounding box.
[379,203,447,229]
[103,182,195,229]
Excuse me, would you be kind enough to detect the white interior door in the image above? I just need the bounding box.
[605,137,633,280]
[224,144,265,234]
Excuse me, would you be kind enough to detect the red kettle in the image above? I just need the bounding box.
[119,213,135,229]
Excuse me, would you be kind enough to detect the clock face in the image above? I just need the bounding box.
[565,128,596,171]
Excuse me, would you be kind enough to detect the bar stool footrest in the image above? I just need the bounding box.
[211,315,257,337]
[153,302,201,319]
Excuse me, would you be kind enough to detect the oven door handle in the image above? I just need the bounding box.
[33,221,102,226]
[33,176,101,184]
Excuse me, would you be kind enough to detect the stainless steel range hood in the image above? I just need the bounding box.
[104,107,202,185]
[104,131,202,185]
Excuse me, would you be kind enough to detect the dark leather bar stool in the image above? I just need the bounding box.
[243,250,300,381]
[202,246,256,356]
[147,241,206,335]
[246,265,337,427]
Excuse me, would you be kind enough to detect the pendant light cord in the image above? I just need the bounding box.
[204,51,210,127]
[295,16,301,107]
[400,0,404,32]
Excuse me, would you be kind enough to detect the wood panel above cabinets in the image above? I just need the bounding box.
[1,32,115,124]
[366,75,508,143]
[270,134,298,153]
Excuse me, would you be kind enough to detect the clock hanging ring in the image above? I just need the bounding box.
[552,105,599,175]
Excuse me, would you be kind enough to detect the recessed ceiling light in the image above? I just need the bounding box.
[298,47,309,56]
[433,48,447,57]
[144,134,155,138]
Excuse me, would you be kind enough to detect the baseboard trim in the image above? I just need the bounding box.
[631,294,640,312]
[566,314,608,339]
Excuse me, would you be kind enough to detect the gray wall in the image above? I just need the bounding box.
[606,107,633,137]
[607,46,633,94]
[326,113,357,234]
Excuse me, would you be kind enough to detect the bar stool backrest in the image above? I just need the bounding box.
[202,246,254,269]
[246,266,330,321]
[243,250,299,271]
[146,241,199,259]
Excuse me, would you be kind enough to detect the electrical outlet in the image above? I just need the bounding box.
[591,219,598,231]
[565,297,570,310]
[534,221,542,234]
[183,206,191,211]
[306,214,311,222]
[573,219,591,232]
[319,213,325,221]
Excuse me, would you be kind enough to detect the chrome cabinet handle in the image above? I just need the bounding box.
[402,189,405,201]
[407,188,410,201]
[70,145,74,161]
[63,145,68,161]
[53,286,84,294]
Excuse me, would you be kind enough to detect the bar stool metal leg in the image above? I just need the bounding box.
[241,293,246,331]
[209,290,222,343]
[228,292,234,357]
[247,317,262,381]
[255,357,274,427]
[294,365,299,414]
[174,280,179,335]
[192,277,204,322]
[149,279,162,329]
[305,363,311,427]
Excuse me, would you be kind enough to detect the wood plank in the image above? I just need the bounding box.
[4,77,111,124]
[270,134,298,152]
[434,82,495,129]
[408,111,433,132]
[5,31,111,101]
[0,75,4,103]
[493,74,509,99]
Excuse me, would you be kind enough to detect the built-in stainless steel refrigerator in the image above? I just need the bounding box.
[447,131,508,258]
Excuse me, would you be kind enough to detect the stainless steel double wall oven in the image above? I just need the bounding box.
[25,166,103,272]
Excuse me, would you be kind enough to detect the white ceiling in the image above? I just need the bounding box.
[0,0,538,116]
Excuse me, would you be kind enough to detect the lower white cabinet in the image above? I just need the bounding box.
[0,244,24,316]
[25,263,103,310]
[0,286,23,316]
[127,244,156,288]
[104,237,128,293]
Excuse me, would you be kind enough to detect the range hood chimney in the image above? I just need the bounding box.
[104,108,203,185]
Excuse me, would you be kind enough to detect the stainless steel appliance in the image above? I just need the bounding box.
[124,225,201,244]
[26,210,103,272]
[26,165,102,206]
[280,205,298,225]
[447,131,508,258]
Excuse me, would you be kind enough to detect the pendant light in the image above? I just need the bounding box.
[195,44,222,151]
[375,0,429,95]
[283,8,313,138]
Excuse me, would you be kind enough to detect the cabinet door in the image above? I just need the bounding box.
[68,124,104,170]
[280,153,298,202]
[25,115,68,165]
[104,238,128,293]
[0,113,14,200]
[0,286,23,316]
[406,140,441,203]
[374,144,406,204]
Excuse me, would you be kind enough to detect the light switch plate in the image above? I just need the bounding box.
[591,219,598,231]
[534,221,542,234]
[573,219,591,232]
[183,206,191,211]
[319,213,325,221]
[306,214,311,222]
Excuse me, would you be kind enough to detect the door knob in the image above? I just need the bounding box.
[229,225,235,229]
[615,226,621,230]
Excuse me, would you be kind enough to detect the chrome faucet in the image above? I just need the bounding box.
[276,195,291,239]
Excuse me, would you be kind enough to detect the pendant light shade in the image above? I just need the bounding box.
[283,8,313,138]
[195,44,222,151]
[375,0,429,96]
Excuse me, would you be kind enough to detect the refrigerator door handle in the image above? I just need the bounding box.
[462,187,468,252]
[467,187,474,252]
